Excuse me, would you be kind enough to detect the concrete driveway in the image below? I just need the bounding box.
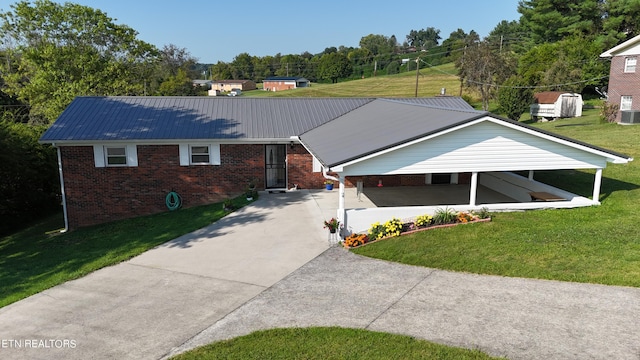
[2,189,640,360]
[0,191,329,360]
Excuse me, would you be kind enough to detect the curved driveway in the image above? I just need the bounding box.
[1,190,639,360]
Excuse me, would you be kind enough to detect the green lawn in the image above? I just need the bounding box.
[0,196,251,308]
[354,110,640,287]
[171,327,504,360]
[247,63,468,99]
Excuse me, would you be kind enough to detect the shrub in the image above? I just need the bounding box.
[432,207,457,225]
[473,207,491,219]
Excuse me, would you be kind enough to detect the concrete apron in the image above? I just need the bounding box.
[0,190,329,360]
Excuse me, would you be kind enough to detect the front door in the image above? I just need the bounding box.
[265,144,287,189]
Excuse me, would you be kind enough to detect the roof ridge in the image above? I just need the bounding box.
[379,98,486,114]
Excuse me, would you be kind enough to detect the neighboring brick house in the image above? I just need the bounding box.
[263,77,310,91]
[600,34,640,122]
[209,80,256,95]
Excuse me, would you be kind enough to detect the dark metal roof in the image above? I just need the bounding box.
[40,96,374,142]
[299,99,487,167]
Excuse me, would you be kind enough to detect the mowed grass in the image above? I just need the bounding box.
[171,327,504,360]
[0,196,251,308]
[248,63,467,99]
[354,111,640,287]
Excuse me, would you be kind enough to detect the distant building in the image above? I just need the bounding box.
[530,91,583,121]
[209,80,256,96]
[192,80,213,89]
[263,77,310,92]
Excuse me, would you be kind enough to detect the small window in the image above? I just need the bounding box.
[105,146,127,166]
[190,146,210,164]
[625,57,637,73]
[621,95,633,111]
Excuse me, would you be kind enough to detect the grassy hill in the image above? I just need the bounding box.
[247,63,479,102]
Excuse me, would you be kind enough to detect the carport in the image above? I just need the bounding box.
[298,98,632,233]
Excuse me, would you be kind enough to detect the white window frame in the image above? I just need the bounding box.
[621,95,633,111]
[105,146,128,166]
[624,57,637,73]
[179,143,221,166]
[93,144,138,168]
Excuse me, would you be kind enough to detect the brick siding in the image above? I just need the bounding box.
[61,143,468,229]
[607,55,640,122]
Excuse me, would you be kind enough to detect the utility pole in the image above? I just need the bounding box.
[414,57,420,97]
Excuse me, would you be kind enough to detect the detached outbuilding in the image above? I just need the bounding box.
[530,91,583,121]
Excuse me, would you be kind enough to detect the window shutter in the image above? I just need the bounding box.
[210,144,221,165]
[93,145,105,167]
[126,144,138,167]
[179,144,189,166]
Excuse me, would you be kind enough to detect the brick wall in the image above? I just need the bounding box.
[61,144,327,229]
[607,55,640,122]
[61,142,473,228]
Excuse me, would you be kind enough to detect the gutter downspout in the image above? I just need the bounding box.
[55,145,69,233]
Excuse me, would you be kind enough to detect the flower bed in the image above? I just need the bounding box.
[342,207,491,249]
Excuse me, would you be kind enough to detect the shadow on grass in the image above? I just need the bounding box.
[531,170,639,201]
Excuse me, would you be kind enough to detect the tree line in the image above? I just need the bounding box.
[1,0,640,234]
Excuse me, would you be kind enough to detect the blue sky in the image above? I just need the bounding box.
[39,0,521,63]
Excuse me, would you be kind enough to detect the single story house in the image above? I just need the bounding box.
[209,80,257,95]
[39,96,632,232]
[600,34,640,123]
[263,77,310,92]
[530,91,583,120]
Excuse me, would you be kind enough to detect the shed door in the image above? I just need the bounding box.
[265,145,287,189]
[560,96,576,117]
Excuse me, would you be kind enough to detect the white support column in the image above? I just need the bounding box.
[337,176,346,236]
[469,172,478,206]
[528,170,535,180]
[592,168,603,204]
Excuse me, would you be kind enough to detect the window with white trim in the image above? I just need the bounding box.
[93,144,138,168]
[178,143,221,166]
[624,57,637,73]
[105,146,127,166]
[190,145,210,164]
[621,95,633,111]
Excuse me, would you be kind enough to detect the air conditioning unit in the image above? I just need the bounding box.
[621,110,640,124]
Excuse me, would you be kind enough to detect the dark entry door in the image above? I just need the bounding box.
[265,144,287,189]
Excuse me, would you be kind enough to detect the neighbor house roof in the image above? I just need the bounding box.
[214,80,255,84]
[600,34,640,57]
[264,77,308,81]
[39,96,473,143]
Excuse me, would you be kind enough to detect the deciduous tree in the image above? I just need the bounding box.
[0,0,157,123]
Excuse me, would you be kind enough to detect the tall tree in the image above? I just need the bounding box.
[456,41,516,110]
[602,0,640,46]
[317,52,352,83]
[0,0,157,123]
[406,27,441,50]
[518,0,603,44]
[359,34,394,55]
